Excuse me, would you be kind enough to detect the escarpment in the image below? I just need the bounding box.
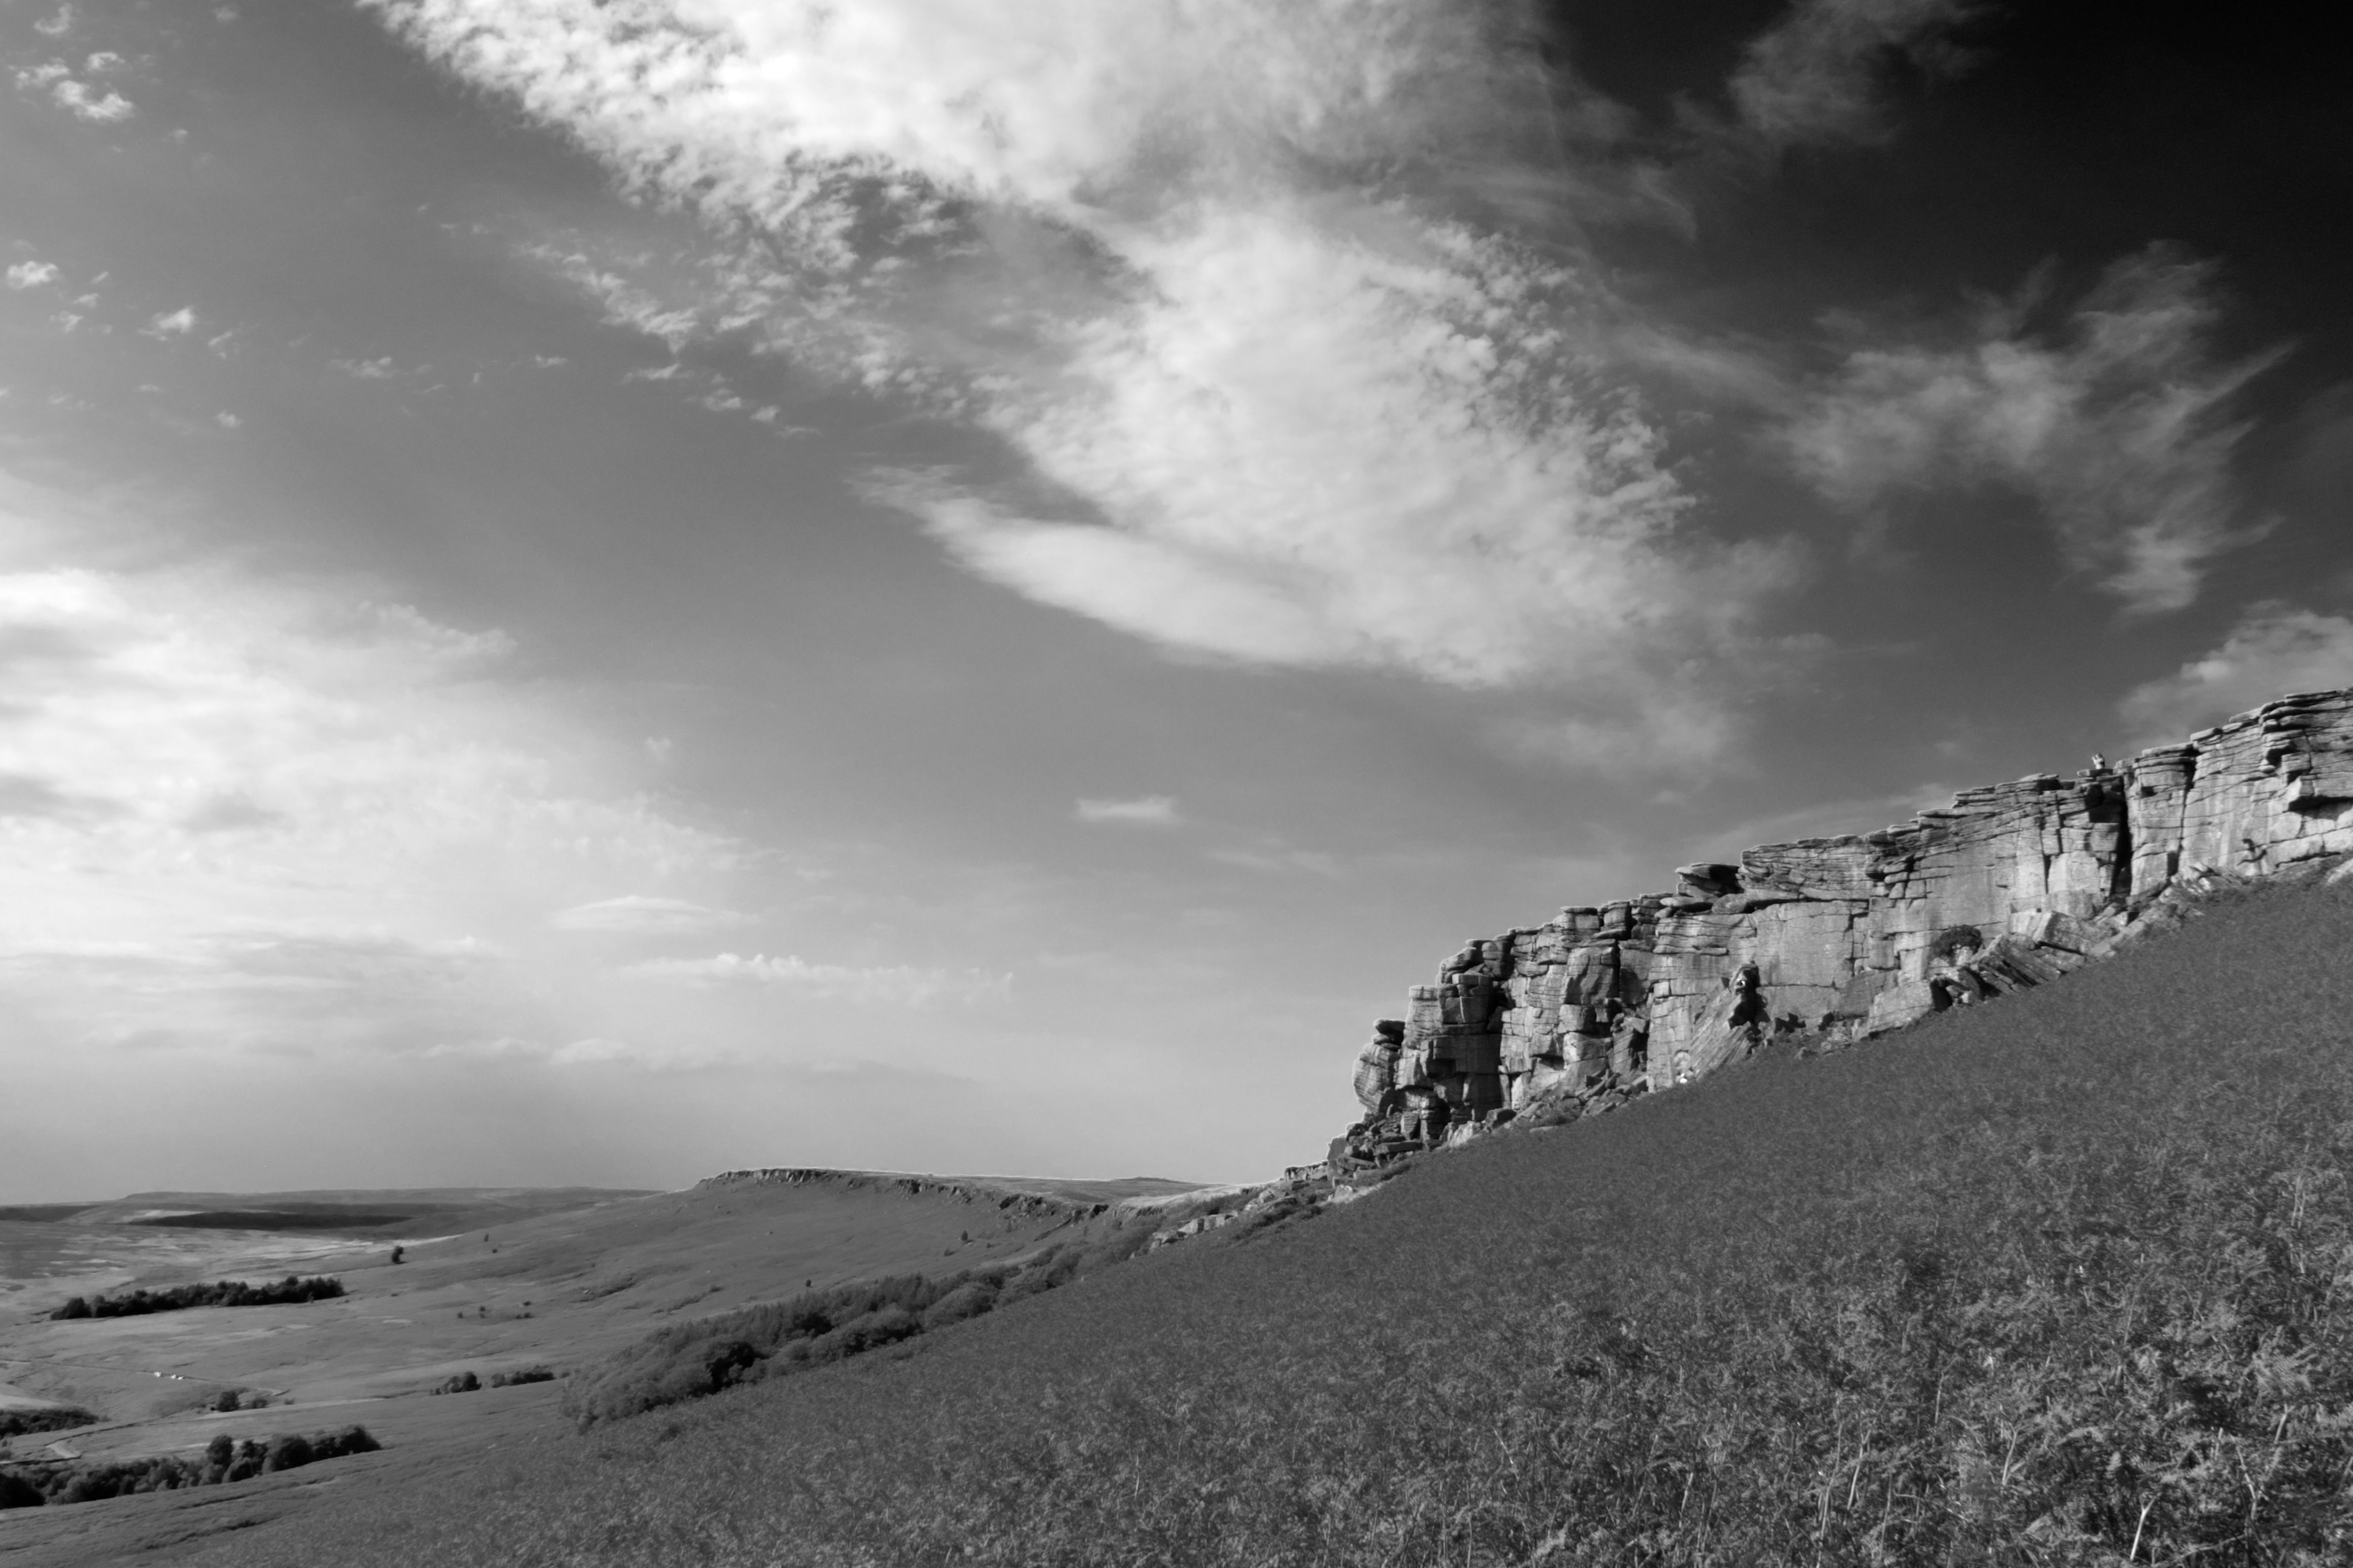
[1334,688,2353,1171]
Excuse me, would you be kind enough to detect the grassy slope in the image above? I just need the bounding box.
[0,1177,1153,1566]
[179,876,2353,1567]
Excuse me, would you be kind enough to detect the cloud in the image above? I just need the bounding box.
[0,930,503,1053]
[422,1031,747,1071]
[332,356,399,379]
[2118,603,2353,743]
[50,77,135,123]
[0,769,119,821]
[370,0,1799,769]
[0,468,743,1056]
[1207,845,1342,878]
[624,952,1010,1006]
[552,895,751,934]
[1729,0,1982,148]
[145,306,197,336]
[35,7,74,37]
[1075,794,1180,827]
[1782,248,2277,613]
[5,262,60,291]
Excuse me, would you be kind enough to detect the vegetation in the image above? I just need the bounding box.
[488,1367,556,1388]
[560,1205,1200,1427]
[209,1388,272,1412]
[0,1406,98,1440]
[51,1274,344,1320]
[0,1426,378,1509]
[205,877,2353,1564]
[1928,922,1987,962]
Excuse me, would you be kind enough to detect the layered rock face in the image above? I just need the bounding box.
[1336,689,2353,1166]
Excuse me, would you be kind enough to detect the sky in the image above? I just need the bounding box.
[3,0,2348,1200]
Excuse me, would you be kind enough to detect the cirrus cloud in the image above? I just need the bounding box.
[623,952,1010,1007]
[1075,794,1181,827]
[2119,603,2353,742]
[1729,0,1984,149]
[367,0,1799,770]
[553,895,752,935]
[1783,248,2278,614]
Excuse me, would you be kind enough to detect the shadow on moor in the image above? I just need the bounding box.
[110,870,2353,1566]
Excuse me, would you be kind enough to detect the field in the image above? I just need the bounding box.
[1,1173,1203,1565]
[99,872,2353,1566]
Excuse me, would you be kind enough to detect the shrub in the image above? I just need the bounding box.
[1927,923,1985,962]
[487,1366,555,1388]
[263,1434,313,1472]
[919,1280,999,1331]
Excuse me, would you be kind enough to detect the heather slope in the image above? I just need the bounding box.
[187,875,2353,1566]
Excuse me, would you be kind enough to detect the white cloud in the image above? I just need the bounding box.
[552,894,750,934]
[624,952,1010,1006]
[35,7,74,37]
[1207,845,1341,877]
[370,0,1797,769]
[1729,0,1981,148]
[1075,794,1180,827]
[146,306,197,336]
[5,262,59,292]
[2118,603,2353,743]
[332,356,399,379]
[50,77,135,123]
[0,468,742,1056]
[1783,248,2275,614]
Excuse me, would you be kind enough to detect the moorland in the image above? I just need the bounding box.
[12,874,2353,1564]
[0,1172,1215,1565]
[162,875,2353,1565]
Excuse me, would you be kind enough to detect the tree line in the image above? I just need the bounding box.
[0,1406,98,1440]
[0,1425,379,1509]
[51,1274,345,1320]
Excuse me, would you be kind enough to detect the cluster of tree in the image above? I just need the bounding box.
[0,1426,378,1509]
[561,1206,1227,1427]
[0,1406,98,1440]
[433,1366,557,1396]
[490,1366,555,1387]
[50,1274,345,1320]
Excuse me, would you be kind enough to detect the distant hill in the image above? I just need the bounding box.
[41,1188,655,1239]
[185,870,2353,1566]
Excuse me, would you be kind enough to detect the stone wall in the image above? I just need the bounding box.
[1337,689,2353,1162]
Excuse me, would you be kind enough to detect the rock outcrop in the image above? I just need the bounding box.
[1332,689,2353,1171]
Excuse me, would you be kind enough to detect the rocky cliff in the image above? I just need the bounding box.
[1335,688,2353,1170]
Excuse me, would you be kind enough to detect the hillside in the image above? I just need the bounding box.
[122,871,2353,1565]
[1,1171,1199,1566]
